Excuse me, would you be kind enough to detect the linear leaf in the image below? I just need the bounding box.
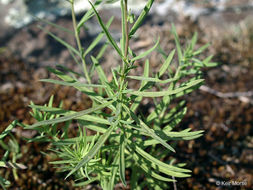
[125,79,204,97]
[171,24,182,62]
[131,150,175,182]
[193,43,210,56]
[119,134,126,186]
[157,44,167,60]
[121,0,126,55]
[109,152,119,190]
[52,136,95,146]
[34,15,74,35]
[130,60,149,112]
[0,120,17,139]
[125,107,175,152]
[131,37,160,62]
[164,130,204,138]
[144,130,204,146]
[38,25,80,57]
[46,67,117,112]
[77,0,103,32]
[89,1,123,58]
[190,32,198,50]
[74,176,100,187]
[65,119,119,179]
[40,79,106,88]
[29,105,110,125]
[127,76,177,84]
[96,43,109,60]
[26,100,114,129]
[129,0,154,37]
[156,105,186,131]
[0,176,9,190]
[134,145,191,176]
[91,56,114,97]
[158,49,175,77]
[0,161,27,169]
[81,121,108,133]
[84,16,114,56]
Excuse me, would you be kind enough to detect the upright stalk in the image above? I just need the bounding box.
[119,0,129,92]
[71,0,91,84]
[124,0,129,58]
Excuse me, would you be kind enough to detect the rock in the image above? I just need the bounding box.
[0,82,15,94]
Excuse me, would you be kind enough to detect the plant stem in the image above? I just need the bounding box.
[119,0,129,92]
[124,0,129,58]
[71,0,91,84]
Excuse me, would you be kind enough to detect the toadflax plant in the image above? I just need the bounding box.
[18,0,217,189]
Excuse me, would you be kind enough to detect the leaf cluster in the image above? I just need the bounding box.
[0,121,26,190]
[16,0,218,189]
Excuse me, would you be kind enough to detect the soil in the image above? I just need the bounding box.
[0,8,253,190]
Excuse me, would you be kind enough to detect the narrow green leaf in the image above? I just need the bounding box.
[190,32,198,50]
[65,119,119,179]
[109,152,119,190]
[121,0,126,55]
[91,56,114,97]
[0,161,27,169]
[203,55,214,66]
[193,43,210,56]
[40,79,106,88]
[0,120,17,139]
[52,136,95,146]
[127,75,177,84]
[111,68,119,87]
[38,25,80,57]
[158,49,175,77]
[144,129,204,146]
[163,106,187,126]
[141,60,150,88]
[171,24,182,62]
[125,79,204,97]
[34,15,74,35]
[131,37,160,62]
[125,106,175,152]
[50,160,78,165]
[77,0,103,32]
[119,134,126,186]
[131,150,175,182]
[96,43,109,60]
[29,105,110,126]
[89,1,123,58]
[84,16,114,56]
[130,60,150,112]
[74,176,99,187]
[134,145,191,176]
[46,67,117,112]
[130,0,155,37]
[157,44,167,60]
[165,130,204,138]
[0,176,9,190]
[26,100,114,129]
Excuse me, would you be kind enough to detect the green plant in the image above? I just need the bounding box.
[19,0,217,188]
[0,121,26,190]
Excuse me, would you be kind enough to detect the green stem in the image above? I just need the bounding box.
[124,0,129,58]
[119,0,129,92]
[71,1,91,84]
